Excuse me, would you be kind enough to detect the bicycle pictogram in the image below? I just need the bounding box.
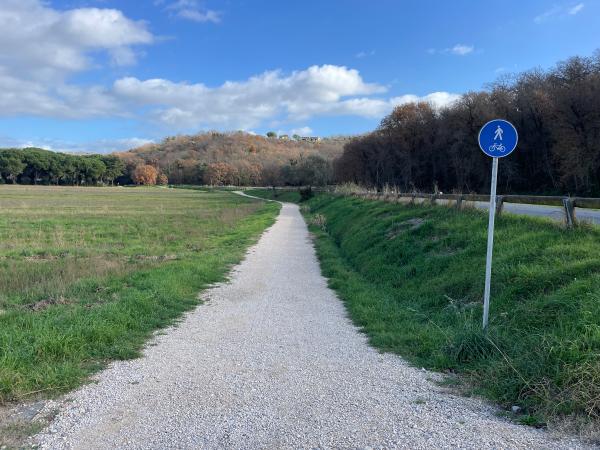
[489,143,506,153]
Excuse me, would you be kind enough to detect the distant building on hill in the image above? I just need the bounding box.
[299,136,321,142]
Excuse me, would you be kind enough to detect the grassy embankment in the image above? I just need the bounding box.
[0,186,279,403]
[249,188,600,429]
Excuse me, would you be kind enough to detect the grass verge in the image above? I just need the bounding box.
[0,186,279,404]
[249,188,600,432]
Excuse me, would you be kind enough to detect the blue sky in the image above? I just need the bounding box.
[0,0,598,153]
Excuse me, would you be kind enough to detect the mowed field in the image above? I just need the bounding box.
[0,186,278,403]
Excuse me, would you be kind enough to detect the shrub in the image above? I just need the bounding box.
[299,186,313,201]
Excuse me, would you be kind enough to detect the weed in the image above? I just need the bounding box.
[309,214,327,231]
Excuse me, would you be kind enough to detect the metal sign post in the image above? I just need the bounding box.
[478,119,518,331]
[482,157,498,330]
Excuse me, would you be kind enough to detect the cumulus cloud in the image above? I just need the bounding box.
[0,0,153,118]
[110,66,460,130]
[113,65,393,129]
[0,0,153,78]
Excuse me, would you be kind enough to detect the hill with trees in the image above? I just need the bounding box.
[334,51,600,196]
[116,132,346,186]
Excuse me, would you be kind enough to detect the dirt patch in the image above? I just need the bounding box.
[0,401,56,449]
[23,255,60,262]
[25,296,71,312]
[132,254,178,262]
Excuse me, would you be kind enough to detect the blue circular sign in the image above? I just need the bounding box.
[478,119,518,158]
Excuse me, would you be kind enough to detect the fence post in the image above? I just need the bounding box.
[495,195,505,216]
[455,195,463,210]
[562,197,576,228]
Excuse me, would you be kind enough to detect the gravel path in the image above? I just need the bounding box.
[35,199,587,449]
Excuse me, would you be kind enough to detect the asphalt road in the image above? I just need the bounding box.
[399,197,600,225]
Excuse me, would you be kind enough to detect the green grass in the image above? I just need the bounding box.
[248,189,600,426]
[0,186,279,403]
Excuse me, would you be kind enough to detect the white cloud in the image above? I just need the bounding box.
[0,0,153,78]
[2,58,460,129]
[113,65,391,128]
[390,92,461,109]
[449,44,474,56]
[569,3,585,15]
[111,66,460,130]
[535,3,584,23]
[355,50,376,59]
[429,45,475,56]
[161,0,221,23]
[0,0,153,119]
[290,127,313,136]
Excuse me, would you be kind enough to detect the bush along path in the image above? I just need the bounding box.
[36,197,587,449]
[247,189,600,441]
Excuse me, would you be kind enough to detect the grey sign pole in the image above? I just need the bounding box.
[482,157,498,331]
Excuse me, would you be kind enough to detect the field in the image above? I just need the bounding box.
[249,189,600,431]
[0,186,278,403]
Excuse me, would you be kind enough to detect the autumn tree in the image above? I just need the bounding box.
[132,164,158,185]
[261,163,282,188]
[157,173,169,185]
[205,162,239,186]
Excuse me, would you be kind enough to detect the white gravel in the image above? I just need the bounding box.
[34,199,588,449]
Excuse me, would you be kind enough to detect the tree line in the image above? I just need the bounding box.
[0,146,335,188]
[0,148,126,185]
[334,51,600,196]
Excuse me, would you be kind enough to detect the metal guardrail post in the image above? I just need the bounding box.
[562,197,576,228]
